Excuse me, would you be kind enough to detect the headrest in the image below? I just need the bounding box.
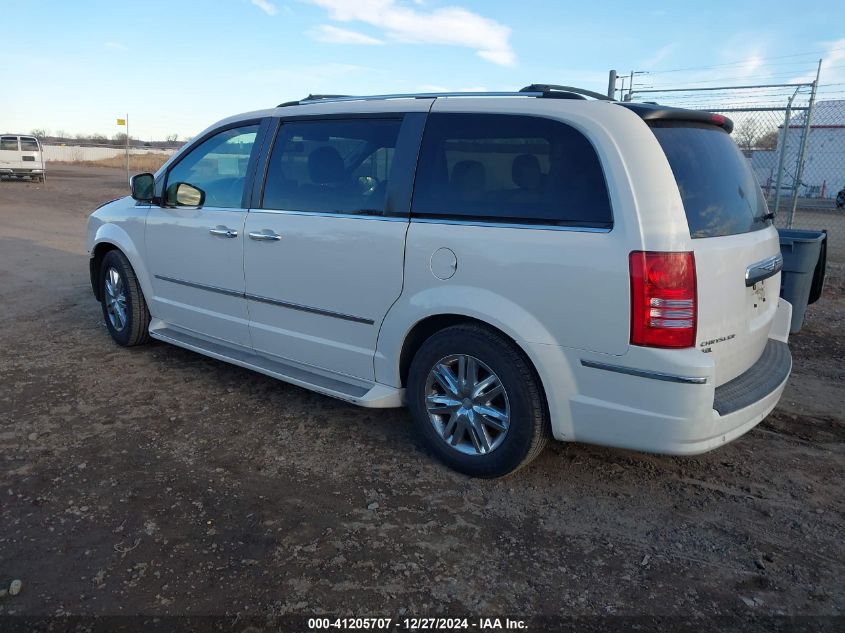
[512,154,542,190]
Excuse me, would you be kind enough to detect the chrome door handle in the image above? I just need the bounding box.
[209,227,238,238]
[249,231,282,241]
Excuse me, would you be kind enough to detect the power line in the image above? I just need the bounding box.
[638,68,821,89]
[638,64,845,90]
[642,48,839,75]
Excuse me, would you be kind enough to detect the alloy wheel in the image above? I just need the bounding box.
[104,267,127,332]
[424,354,510,456]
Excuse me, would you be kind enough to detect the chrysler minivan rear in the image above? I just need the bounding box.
[569,110,791,454]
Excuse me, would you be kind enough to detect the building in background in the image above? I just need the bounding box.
[760,100,845,199]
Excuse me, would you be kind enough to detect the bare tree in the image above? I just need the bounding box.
[757,128,779,150]
[734,119,758,154]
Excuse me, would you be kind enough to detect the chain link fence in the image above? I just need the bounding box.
[629,84,845,263]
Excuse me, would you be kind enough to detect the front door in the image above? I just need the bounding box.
[244,115,424,381]
[145,123,260,347]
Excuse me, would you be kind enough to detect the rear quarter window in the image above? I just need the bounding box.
[412,113,612,228]
[650,122,771,238]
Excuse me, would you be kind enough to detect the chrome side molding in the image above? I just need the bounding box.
[745,253,783,287]
[580,359,707,384]
[154,275,374,324]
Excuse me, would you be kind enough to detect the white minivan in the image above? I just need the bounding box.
[86,85,793,477]
[0,134,46,181]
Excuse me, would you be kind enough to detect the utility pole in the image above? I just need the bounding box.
[607,70,617,99]
[773,87,799,216]
[125,113,130,180]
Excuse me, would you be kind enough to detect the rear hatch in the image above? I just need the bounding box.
[649,121,780,386]
[19,136,43,169]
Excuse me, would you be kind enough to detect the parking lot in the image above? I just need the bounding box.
[1,167,843,622]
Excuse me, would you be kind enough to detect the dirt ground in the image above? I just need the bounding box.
[0,167,843,627]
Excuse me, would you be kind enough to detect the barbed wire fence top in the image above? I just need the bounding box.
[628,81,845,263]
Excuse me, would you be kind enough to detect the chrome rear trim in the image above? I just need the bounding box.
[745,253,783,287]
[581,359,707,384]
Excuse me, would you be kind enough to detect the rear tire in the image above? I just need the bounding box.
[99,250,150,347]
[407,324,549,478]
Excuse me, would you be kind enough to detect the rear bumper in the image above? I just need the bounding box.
[529,299,793,455]
[713,339,791,416]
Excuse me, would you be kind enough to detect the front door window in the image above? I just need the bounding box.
[165,125,259,208]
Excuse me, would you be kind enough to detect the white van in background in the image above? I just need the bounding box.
[0,134,46,182]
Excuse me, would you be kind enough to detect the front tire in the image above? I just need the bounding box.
[407,324,549,477]
[99,250,150,347]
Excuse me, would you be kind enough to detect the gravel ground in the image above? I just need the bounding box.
[0,167,843,627]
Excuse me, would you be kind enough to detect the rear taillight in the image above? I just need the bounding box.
[630,251,697,348]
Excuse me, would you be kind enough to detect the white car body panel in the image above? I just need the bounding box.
[244,210,407,381]
[691,229,782,384]
[144,204,252,347]
[88,198,154,300]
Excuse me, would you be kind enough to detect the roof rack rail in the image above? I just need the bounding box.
[277,94,352,107]
[519,84,615,101]
[277,91,542,107]
[276,85,614,107]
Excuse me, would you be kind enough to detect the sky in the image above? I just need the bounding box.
[2,0,845,140]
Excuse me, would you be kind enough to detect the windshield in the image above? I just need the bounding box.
[650,122,770,238]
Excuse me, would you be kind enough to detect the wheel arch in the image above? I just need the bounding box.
[89,242,119,300]
[396,314,551,420]
[89,224,154,306]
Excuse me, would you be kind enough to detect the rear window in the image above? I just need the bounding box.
[20,137,39,151]
[412,113,612,228]
[1,137,18,151]
[650,122,770,238]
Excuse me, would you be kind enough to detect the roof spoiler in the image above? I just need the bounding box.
[619,102,734,133]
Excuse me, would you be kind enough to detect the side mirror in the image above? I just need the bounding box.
[166,181,206,207]
[130,173,155,201]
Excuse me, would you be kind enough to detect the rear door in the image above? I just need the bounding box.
[19,136,43,170]
[243,113,425,381]
[0,136,20,170]
[650,122,781,385]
